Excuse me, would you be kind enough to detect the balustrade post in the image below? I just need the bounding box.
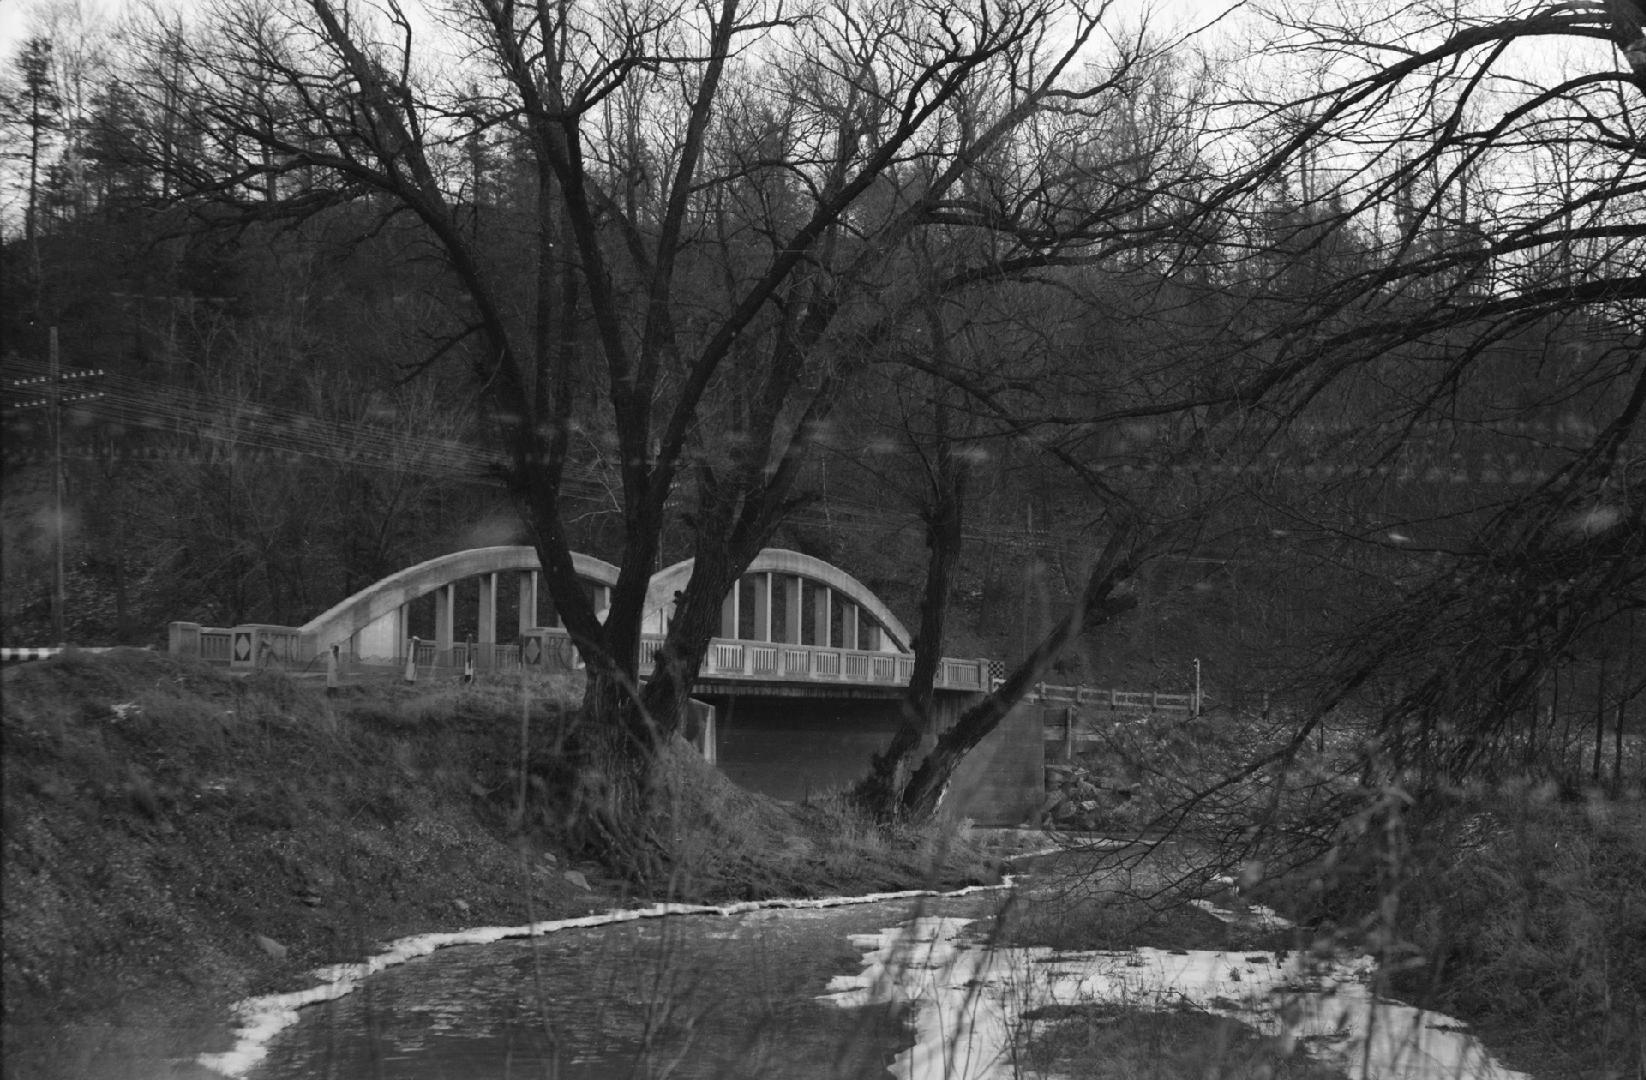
[229,625,258,670]
[519,628,546,667]
[168,621,201,657]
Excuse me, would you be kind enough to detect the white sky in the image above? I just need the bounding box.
[0,0,1247,74]
[1,2,35,63]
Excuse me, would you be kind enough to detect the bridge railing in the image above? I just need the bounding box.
[940,657,986,691]
[199,627,233,663]
[1007,679,1195,711]
[446,641,522,670]
[168,617,992,691]
[641,636,666,670]
[691,635,986,690]
[603,629,989,690]
[169,621,313,669]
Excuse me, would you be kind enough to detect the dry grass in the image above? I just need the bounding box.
[641,739,996,900]
[1388,790,1646,1077]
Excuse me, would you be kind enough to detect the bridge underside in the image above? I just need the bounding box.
[705,695,902,801]
[697,691,1043,826]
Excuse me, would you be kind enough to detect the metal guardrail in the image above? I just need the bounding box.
[2,647,65,662]
[1,646,142,662]
[1006,680,1195,711]
[1032,682,1202,749]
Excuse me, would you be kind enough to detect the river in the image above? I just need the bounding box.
[204,868,1529,1080]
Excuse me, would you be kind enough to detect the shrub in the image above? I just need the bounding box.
[1308,787,1646,1075]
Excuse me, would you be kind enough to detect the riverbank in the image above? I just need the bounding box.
[8,650,1638,1080]
[1,650,993,1080]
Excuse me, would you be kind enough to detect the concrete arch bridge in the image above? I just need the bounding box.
[168,546,990,696]
[168,546,1039,822]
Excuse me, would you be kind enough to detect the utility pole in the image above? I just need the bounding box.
[50,328,63,643]
[4,332,104,644]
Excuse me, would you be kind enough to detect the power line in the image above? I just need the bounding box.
[6,360,1629,568]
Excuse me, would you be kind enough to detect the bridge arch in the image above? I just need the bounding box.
[299,544,909,661]
[644,548,911,652]
[303,546,619,658]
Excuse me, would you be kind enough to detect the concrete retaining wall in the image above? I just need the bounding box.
[944,701,1046,826]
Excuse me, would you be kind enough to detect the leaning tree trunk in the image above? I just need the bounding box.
[899,526,1148,820]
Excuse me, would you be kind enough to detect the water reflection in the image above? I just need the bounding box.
[253,899,987,1080]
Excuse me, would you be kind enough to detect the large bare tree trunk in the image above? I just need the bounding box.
[859,388,969,815]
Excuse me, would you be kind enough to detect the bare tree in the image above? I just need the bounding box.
[1041,0,1646,886]
[858,0,1646,820]
[118,0,1207,865]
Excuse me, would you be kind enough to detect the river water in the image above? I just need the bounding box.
[208,877,1529,1080]
[222,891,1006,1080]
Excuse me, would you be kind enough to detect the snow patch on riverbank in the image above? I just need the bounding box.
[822,917,1531,1080]
[196,880,1012,1077]
[1190,895,1296,930]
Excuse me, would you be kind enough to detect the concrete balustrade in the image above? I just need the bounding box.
[502,625,991,691]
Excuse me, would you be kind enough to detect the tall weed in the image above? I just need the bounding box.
[1289,783,1646,1076]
